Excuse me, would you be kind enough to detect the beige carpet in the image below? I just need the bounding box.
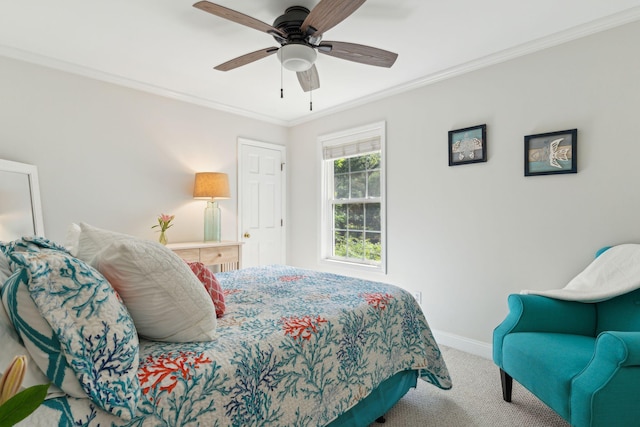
[376,346,569,426]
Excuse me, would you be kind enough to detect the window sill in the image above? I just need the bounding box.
[320,257,387,275]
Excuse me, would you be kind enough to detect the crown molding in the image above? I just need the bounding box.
[287,7,640,127]
[0,44,289,127]
[1,6,639,128]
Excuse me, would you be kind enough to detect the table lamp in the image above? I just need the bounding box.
[193,172,230,242]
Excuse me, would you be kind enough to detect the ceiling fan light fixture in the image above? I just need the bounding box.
[277,44,317,72]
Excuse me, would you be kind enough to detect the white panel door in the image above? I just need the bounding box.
[238,140,285,267]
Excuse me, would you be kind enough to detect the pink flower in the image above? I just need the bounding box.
[160,214,174,223]
[152,214,175,232]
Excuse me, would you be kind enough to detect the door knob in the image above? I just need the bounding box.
[244,232,251,238]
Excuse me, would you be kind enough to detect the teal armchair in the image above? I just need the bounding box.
[493,289,640,427]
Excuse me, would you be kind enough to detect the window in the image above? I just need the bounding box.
[320,122,386,272]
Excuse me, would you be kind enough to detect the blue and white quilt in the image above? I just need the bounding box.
[23,265,451,426]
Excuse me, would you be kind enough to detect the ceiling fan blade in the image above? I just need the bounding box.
[318,41,398,68]
[301,0,366,36]
[194,1,285,39]
[297,65,320,92]
[214,47,279,71]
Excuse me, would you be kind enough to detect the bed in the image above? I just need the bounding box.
[0,160,451,426]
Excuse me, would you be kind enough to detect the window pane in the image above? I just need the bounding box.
[334,230,347,257]
[366,153,381,170]
[367,170,380,198]
[347,204,364,229]
[347,231,364,259]
[334,204,347,229]
[350,172,366,198]
[334,158,348,174]
[334,174,349,199]
[365,203,381,231]
[350,156,366,172]
[364,232,381,261]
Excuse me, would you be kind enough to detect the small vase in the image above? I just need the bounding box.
[159,231,168,245]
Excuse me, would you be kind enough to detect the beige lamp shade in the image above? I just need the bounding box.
[193,172,230,200]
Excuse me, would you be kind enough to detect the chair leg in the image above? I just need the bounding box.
[500,369,513,402]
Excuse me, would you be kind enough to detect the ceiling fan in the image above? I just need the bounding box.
[193,0,398,93]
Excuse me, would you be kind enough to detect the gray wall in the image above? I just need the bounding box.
[0,56,287,244]
[286,21,640,355]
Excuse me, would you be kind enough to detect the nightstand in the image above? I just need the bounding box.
[167,241,243,272]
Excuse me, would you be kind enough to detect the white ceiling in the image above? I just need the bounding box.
[2,0,640,126]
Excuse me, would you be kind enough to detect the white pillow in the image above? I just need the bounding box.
[63,222,81,256]
[89,231,217,342]
[74,222,133,263]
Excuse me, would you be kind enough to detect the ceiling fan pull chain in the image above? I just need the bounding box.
[309,72,313,111]
[280,61,284,98]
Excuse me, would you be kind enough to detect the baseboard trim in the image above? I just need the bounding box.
[432,329,492,360]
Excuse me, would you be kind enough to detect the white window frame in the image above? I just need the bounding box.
[319,121,386,273]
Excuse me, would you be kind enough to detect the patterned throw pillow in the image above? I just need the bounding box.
[188,261,226,317]
[0,252,10,284]
[5,243,140,420]
[1,270,67,397]
[2,269,87,395]
[0,242,72,399]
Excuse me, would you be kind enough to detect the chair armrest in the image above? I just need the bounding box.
[571,332,640,426]
[493,294,596,366]
[593,331,640,367]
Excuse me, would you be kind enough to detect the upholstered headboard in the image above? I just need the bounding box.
[0,159,44,240]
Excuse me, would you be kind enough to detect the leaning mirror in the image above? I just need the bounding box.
[0,159,45,240]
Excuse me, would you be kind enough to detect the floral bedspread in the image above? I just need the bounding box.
[23,265,451,427]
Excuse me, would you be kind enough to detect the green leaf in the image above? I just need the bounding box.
[0,383,49,426]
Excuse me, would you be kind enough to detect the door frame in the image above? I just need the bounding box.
[237,137,287,266]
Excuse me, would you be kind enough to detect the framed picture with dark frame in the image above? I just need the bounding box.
[448,124,487,166]
[524,129,577,176]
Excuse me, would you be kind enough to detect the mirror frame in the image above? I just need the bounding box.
[0,159,45,238]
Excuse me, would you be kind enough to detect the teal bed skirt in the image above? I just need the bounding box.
[327,369,419,427]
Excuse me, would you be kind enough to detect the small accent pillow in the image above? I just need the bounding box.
[188,261,225,318]
[7,246,140,420]
[93,238,217,342]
